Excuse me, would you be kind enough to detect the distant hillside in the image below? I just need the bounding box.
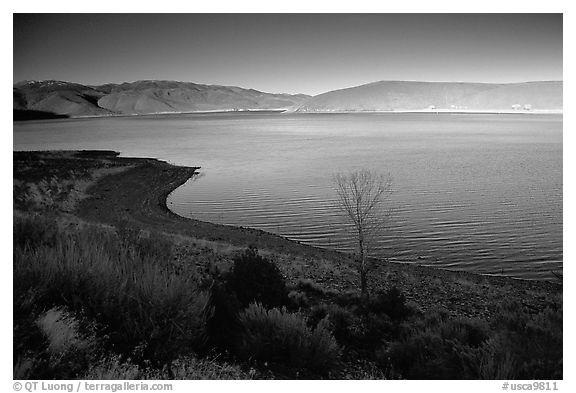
[295,81,563,112]
[13,80,113,118]
[13,79,563,119]
[13,80,311,118]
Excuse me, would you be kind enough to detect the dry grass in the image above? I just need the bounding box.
[14,216,212,367]
[85,355,259,380]
[14,163,131,213]
[36,308,93,356]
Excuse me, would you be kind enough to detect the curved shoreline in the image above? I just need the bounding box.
[78,153,562,319]
[75,151,338,259]
[14,150,561,320]
[76,151,560,279]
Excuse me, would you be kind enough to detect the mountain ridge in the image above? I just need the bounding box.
[295,80,562,112]
[13,79,311,119]
[13,79,562,119]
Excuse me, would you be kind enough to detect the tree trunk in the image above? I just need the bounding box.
[360,264,368,299]
[358,240,368,299]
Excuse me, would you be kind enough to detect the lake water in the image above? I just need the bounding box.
[13,112,563,280]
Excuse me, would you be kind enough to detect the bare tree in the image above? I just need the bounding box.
[333,169,392,298]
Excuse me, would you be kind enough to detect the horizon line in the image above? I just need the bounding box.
[13,78,564,96]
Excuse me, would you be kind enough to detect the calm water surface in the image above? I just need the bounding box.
[14,113,563,280]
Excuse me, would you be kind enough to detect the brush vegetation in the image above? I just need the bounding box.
[14,215,562,379]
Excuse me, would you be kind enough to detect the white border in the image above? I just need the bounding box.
[3,2,571,391]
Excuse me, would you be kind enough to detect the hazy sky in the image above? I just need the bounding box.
[13,14,562,95]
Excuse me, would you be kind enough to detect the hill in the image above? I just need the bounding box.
[13,80,113,118]
[13,80,311,118]
[13,79,563,118]
[295,81,562,112]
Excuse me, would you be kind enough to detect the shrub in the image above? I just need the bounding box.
[82,356,143,380]
[487,301,563,379]
[85,354,259,380]
[36,308,94,356]
[13,221,212,367]
[238,303,340,377]
[288,290,310,308]
[380,302,563,380]
[35,307,97,378]
[227,247,288,309]
[439,317,490,348]
[356,313,396,349]
[134,231,175,262]
[205,280,242,352]
[13,307,99,379]
[13,356,36,380]
[382,327,465,379]
[456,321,560,380]
[457,334,518,379]
[366,287,411,320]
[296,278,326,296]
[309,298,405,351]
[340,359,392,379]
[13,214,59,249]
[308,303,357,345]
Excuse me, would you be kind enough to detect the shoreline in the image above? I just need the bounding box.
[14,150,563,282]
[13,108,563,121]
[14,150,561,321]
[74,152,346,260]
[69,151,558,284]
[291,109,563,115]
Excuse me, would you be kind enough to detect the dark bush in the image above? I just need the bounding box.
[288,290,310,309]
[238,303,341,377]
[453,304,562,380]
[440,317,490,348]
[227,247,288,309]
[308,303,358,345]
[490,301,563,379]
[14,214,59,249]
[379,311,492,379]
[333,290,363,308]
[205,280,242,352]
[367,287,411,320]
[357,313,396,349]
[296,278,326,296]
[382,328,467,379]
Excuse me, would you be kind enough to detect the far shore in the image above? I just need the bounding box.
[13,108,563,121]
[287,109,563,115]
